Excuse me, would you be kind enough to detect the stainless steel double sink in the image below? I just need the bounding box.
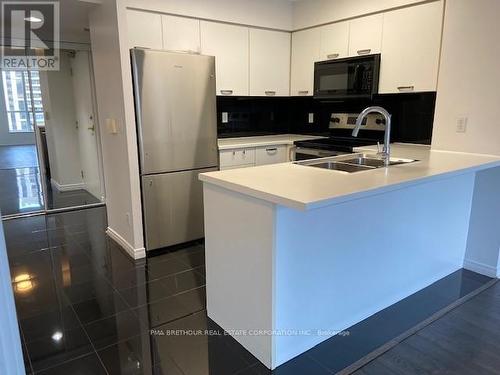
[296,153,418,173]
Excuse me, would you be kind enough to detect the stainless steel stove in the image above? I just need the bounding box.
[293,112,386,161]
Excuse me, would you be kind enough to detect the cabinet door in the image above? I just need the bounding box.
[219,148,256,168]
[255,145,287,165]
[379,1,443,93]
[200,21,249,96]
[319,21,349,61]
[348,14,383,56]
[126,10,162,49]
[162,15,200,53]
[291,28,320,96]
[249,29,290,97]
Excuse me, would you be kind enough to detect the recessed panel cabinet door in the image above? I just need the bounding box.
[291,28,320,96]
[200,21,249,96]
[249,29,290,96]
[162,15,201,53]
[348,13,383,57]
[319,21,349,61]
[126,10,163,49]
[379,1,443,93]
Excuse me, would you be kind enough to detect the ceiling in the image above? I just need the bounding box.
[59,0,96,43]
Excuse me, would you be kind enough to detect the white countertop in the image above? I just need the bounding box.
[217,134,327,150]
[200,143,500,210]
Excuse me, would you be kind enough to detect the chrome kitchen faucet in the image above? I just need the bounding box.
[352,106,392,166]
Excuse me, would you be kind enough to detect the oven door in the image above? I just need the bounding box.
[293,147,349,161]
[314,54,380,99]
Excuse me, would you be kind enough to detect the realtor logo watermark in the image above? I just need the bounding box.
[1,1,60,70]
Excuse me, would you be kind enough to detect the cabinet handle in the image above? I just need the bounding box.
[298,90,309,95]
[265,91,276,96]
[266,148,278,154]
[220,90,233,95]
[357,49,371,55]
[243,149,246,155]
[327,53,339,59]
[397,85,415,92]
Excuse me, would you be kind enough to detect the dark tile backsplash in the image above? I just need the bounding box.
[217,92,436,145]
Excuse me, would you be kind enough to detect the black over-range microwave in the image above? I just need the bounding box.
[314,54,380,100]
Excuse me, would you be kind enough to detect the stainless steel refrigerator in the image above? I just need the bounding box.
[131,48,218,251]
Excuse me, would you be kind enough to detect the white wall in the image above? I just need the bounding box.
[40,52,84,189]
[125,0,293,30]
[0,218,25,375]
[89,0,145,257]
[292,0,428,29]
[464,167,500,277]
[0,74,36,146]
[431,0,500,155]
[71,50,103,200]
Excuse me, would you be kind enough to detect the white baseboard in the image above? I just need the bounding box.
[51,179,85,192]
[106,227,146,260]
[463,259,498,278]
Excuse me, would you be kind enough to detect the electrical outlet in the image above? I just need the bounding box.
[456,116,468,133]
[222,112,229,124]
[308,113,314,124]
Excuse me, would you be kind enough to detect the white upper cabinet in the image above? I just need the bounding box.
[126,10,163,49]
[200,21,249,96]
[249,29,290,96]
[348,14,383,56]
[291,28,320,96]
[319,21,349,61]
[162,15,200,53]
[379,1,443,93]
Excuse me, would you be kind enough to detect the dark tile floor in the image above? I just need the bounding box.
[4,206,497,375]
[44,180,101,210]
[0,144,39,170]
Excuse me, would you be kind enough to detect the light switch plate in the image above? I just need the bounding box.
[222,112,229,124]
[456,116,467,133]
[308,113,314,124]
[106,118,118,134]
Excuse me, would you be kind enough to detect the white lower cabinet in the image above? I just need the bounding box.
[255,145,287,165]
[219,144,289,170]
[219,148,256,170]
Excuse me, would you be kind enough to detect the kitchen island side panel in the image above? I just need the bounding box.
[273,172,476,367]
[203,183,276,368]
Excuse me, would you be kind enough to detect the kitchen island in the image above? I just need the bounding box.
[200,144,500,369]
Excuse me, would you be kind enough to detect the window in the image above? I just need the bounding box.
[1,70,45,133]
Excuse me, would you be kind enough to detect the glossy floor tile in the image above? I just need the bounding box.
[0,167,44,216]
[0,144,39,170]
[4,206,497,375]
